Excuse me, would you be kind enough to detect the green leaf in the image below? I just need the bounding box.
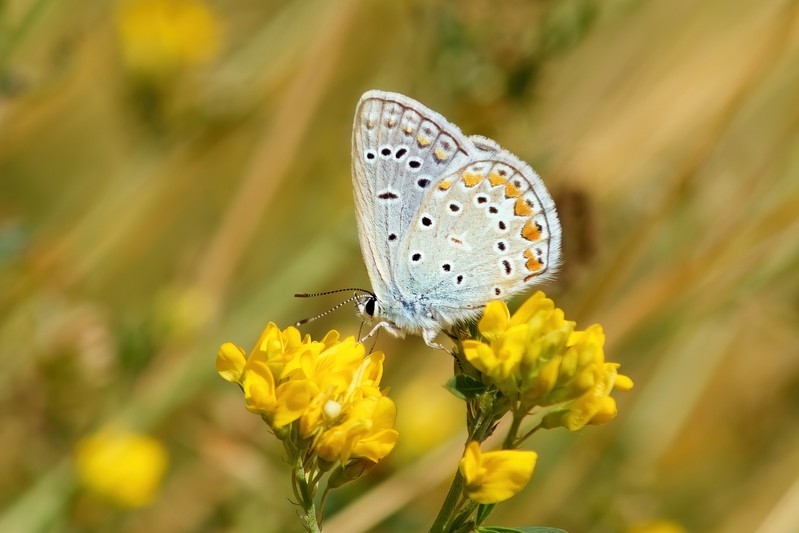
[477,527,568,533]
[444,375,486,400]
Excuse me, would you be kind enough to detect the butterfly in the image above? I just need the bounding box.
[351,91,561,348]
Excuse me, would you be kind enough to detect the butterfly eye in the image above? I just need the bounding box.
[364,298,377,317]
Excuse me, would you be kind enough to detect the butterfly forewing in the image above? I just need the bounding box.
[352,91,471,300]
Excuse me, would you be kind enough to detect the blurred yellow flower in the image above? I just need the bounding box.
[116,0,221,77]
[459,441,537,504]
[217,323,397,467]
[461,292,633,430]
[74,428,168,507]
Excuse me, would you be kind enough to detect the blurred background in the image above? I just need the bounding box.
[2,0,798,531]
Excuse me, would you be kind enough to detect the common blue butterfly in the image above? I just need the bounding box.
[352,91,561,348]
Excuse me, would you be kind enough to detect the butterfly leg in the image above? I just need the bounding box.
[360,321,403,344]
[422,328,448,352]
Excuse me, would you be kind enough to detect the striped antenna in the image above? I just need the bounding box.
[293,289,373,326]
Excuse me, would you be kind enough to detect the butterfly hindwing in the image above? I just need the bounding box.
[400,150,561,322]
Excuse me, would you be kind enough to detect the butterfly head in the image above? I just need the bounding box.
[355,293,379,321]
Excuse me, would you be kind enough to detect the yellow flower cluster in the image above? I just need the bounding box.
[217,323,398,465]
[462,292,633,431]
[74,428,168,507]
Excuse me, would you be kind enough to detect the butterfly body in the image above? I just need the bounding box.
[352,91,561,347]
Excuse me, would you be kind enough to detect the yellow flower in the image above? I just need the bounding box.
[74,428,168,507]
[459,441,537,504]
[315,392,399,464]
[217,323,362,429]
[462,292,575,398]
[541,326,634,431]
[116,0,221,78]
[460,292,633,425]
[217,324,398,467]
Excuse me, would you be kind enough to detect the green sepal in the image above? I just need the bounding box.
[444,374,486,400]
[475,503,496,525]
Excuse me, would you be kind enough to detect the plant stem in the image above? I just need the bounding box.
[502,411,523,449]
[450,500,479,530]
[428,469,466,533]
[292,448,320,533]
[429,389,498,533]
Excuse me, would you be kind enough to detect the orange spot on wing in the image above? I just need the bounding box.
[434,148,448,161]
[505,182,522,198]
[417,134,432,147]
[438,180,452,191]
[403,124,414,134]
[521,220,541,241]
[488,172,507,186]
[514,198,533,216]
[462,172,483,187]
[524,250,542,272]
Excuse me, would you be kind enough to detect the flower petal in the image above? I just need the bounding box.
[460,441,537,504]
[478,301,510,338]
[462,340,499,375]
[272,380,315,427]
[216,343,247,383]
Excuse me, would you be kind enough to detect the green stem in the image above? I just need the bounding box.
[318,485,331,526]
[291,445,320,533]
[428,469,466,533]
[515,422,542,447]
[429,390,498,533]
[294,457,321,533]
[502,411,524,449]
[449,500,479,531]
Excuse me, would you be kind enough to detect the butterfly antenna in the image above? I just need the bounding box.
[294,294,365,327]
[295,288,374,298]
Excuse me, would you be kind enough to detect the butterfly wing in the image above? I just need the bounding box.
[352,91,473,302]
[398,147,562,326]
